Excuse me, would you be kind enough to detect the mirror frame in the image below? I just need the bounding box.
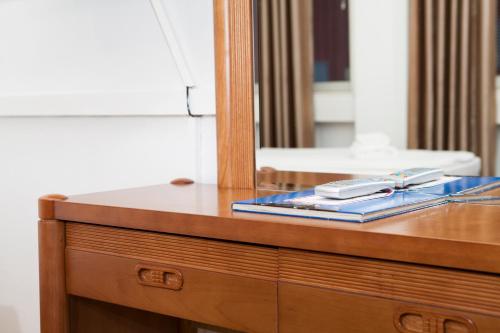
[214,0,255,189]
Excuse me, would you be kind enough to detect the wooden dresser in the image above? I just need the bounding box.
[38,179,500,333]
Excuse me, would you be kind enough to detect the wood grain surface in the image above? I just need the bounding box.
[66,222,278,281]
[54,176,500,275]
[66,249,277,333]
[279,282,500,333]
[214,0,256,189]
[39,194,67,220]
[279,249,500,317]
[38,219,68,333]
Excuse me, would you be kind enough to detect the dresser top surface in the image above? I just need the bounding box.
[52,176,500,274]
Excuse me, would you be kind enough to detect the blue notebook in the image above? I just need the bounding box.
[415,176,500,196]
[232,176,500,222]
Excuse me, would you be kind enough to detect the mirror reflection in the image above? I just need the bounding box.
[254,0,499,186]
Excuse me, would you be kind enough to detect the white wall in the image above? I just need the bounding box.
[349,0,408,148]
[0,1,217,333]
[306,0,409,149]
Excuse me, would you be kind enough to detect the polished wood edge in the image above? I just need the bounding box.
[170,178,195,185]
[214,0,256,189]
[407,0,419,149]
[54,201,500,275]
[39,220,69,333]
[39,194,68,220]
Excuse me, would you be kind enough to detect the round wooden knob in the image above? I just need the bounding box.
[258,182,279,190]
[38,194,68,220]
[170,178,194,185]
[259,166,277,173]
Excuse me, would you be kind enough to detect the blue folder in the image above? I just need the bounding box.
[232,177,500,223]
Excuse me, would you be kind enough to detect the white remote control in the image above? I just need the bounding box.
[314,178,396,199]
[387,168,444,188]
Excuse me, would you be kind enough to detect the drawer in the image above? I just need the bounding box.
[278,249,500,333]
[65,223,278,333]
[279,282,500,333]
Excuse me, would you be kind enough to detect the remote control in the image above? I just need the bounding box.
[314,178,396,199]
[387,168,444,188]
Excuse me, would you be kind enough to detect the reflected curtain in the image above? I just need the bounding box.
[258,0,315,148]
[408,0,497,175]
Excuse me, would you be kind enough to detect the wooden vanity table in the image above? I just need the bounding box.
[39,173,500,333]
[37,0,500,332]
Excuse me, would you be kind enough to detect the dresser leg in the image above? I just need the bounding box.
[38,194,69,333]
[39,219,69,333]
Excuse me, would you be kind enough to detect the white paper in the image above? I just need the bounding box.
[284,189,394,206]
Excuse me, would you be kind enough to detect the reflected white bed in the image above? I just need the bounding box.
[256,148,481,176]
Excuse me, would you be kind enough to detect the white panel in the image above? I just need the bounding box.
[161,0,216,116]
[0,0,216,116]
[315,123,355,147]
[0,0,180,93]
[0,91,185,116]
[350,0,409,148]
[314,90,354,123]
[150,0,195,87]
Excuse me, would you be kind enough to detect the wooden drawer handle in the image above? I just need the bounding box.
[135,264,183,291]
[394,306,477,333]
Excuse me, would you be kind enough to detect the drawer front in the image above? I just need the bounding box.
[279,282,500,333]
[65,223,278,333]
[279,249,500,317]
[278,249,500,332]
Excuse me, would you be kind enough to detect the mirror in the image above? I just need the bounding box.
[253,0,499,189]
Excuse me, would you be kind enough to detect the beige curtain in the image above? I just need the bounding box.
[408,0,497,175]
[258,0,315,148]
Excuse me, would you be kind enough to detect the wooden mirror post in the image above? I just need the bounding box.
[214,0,256,189]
